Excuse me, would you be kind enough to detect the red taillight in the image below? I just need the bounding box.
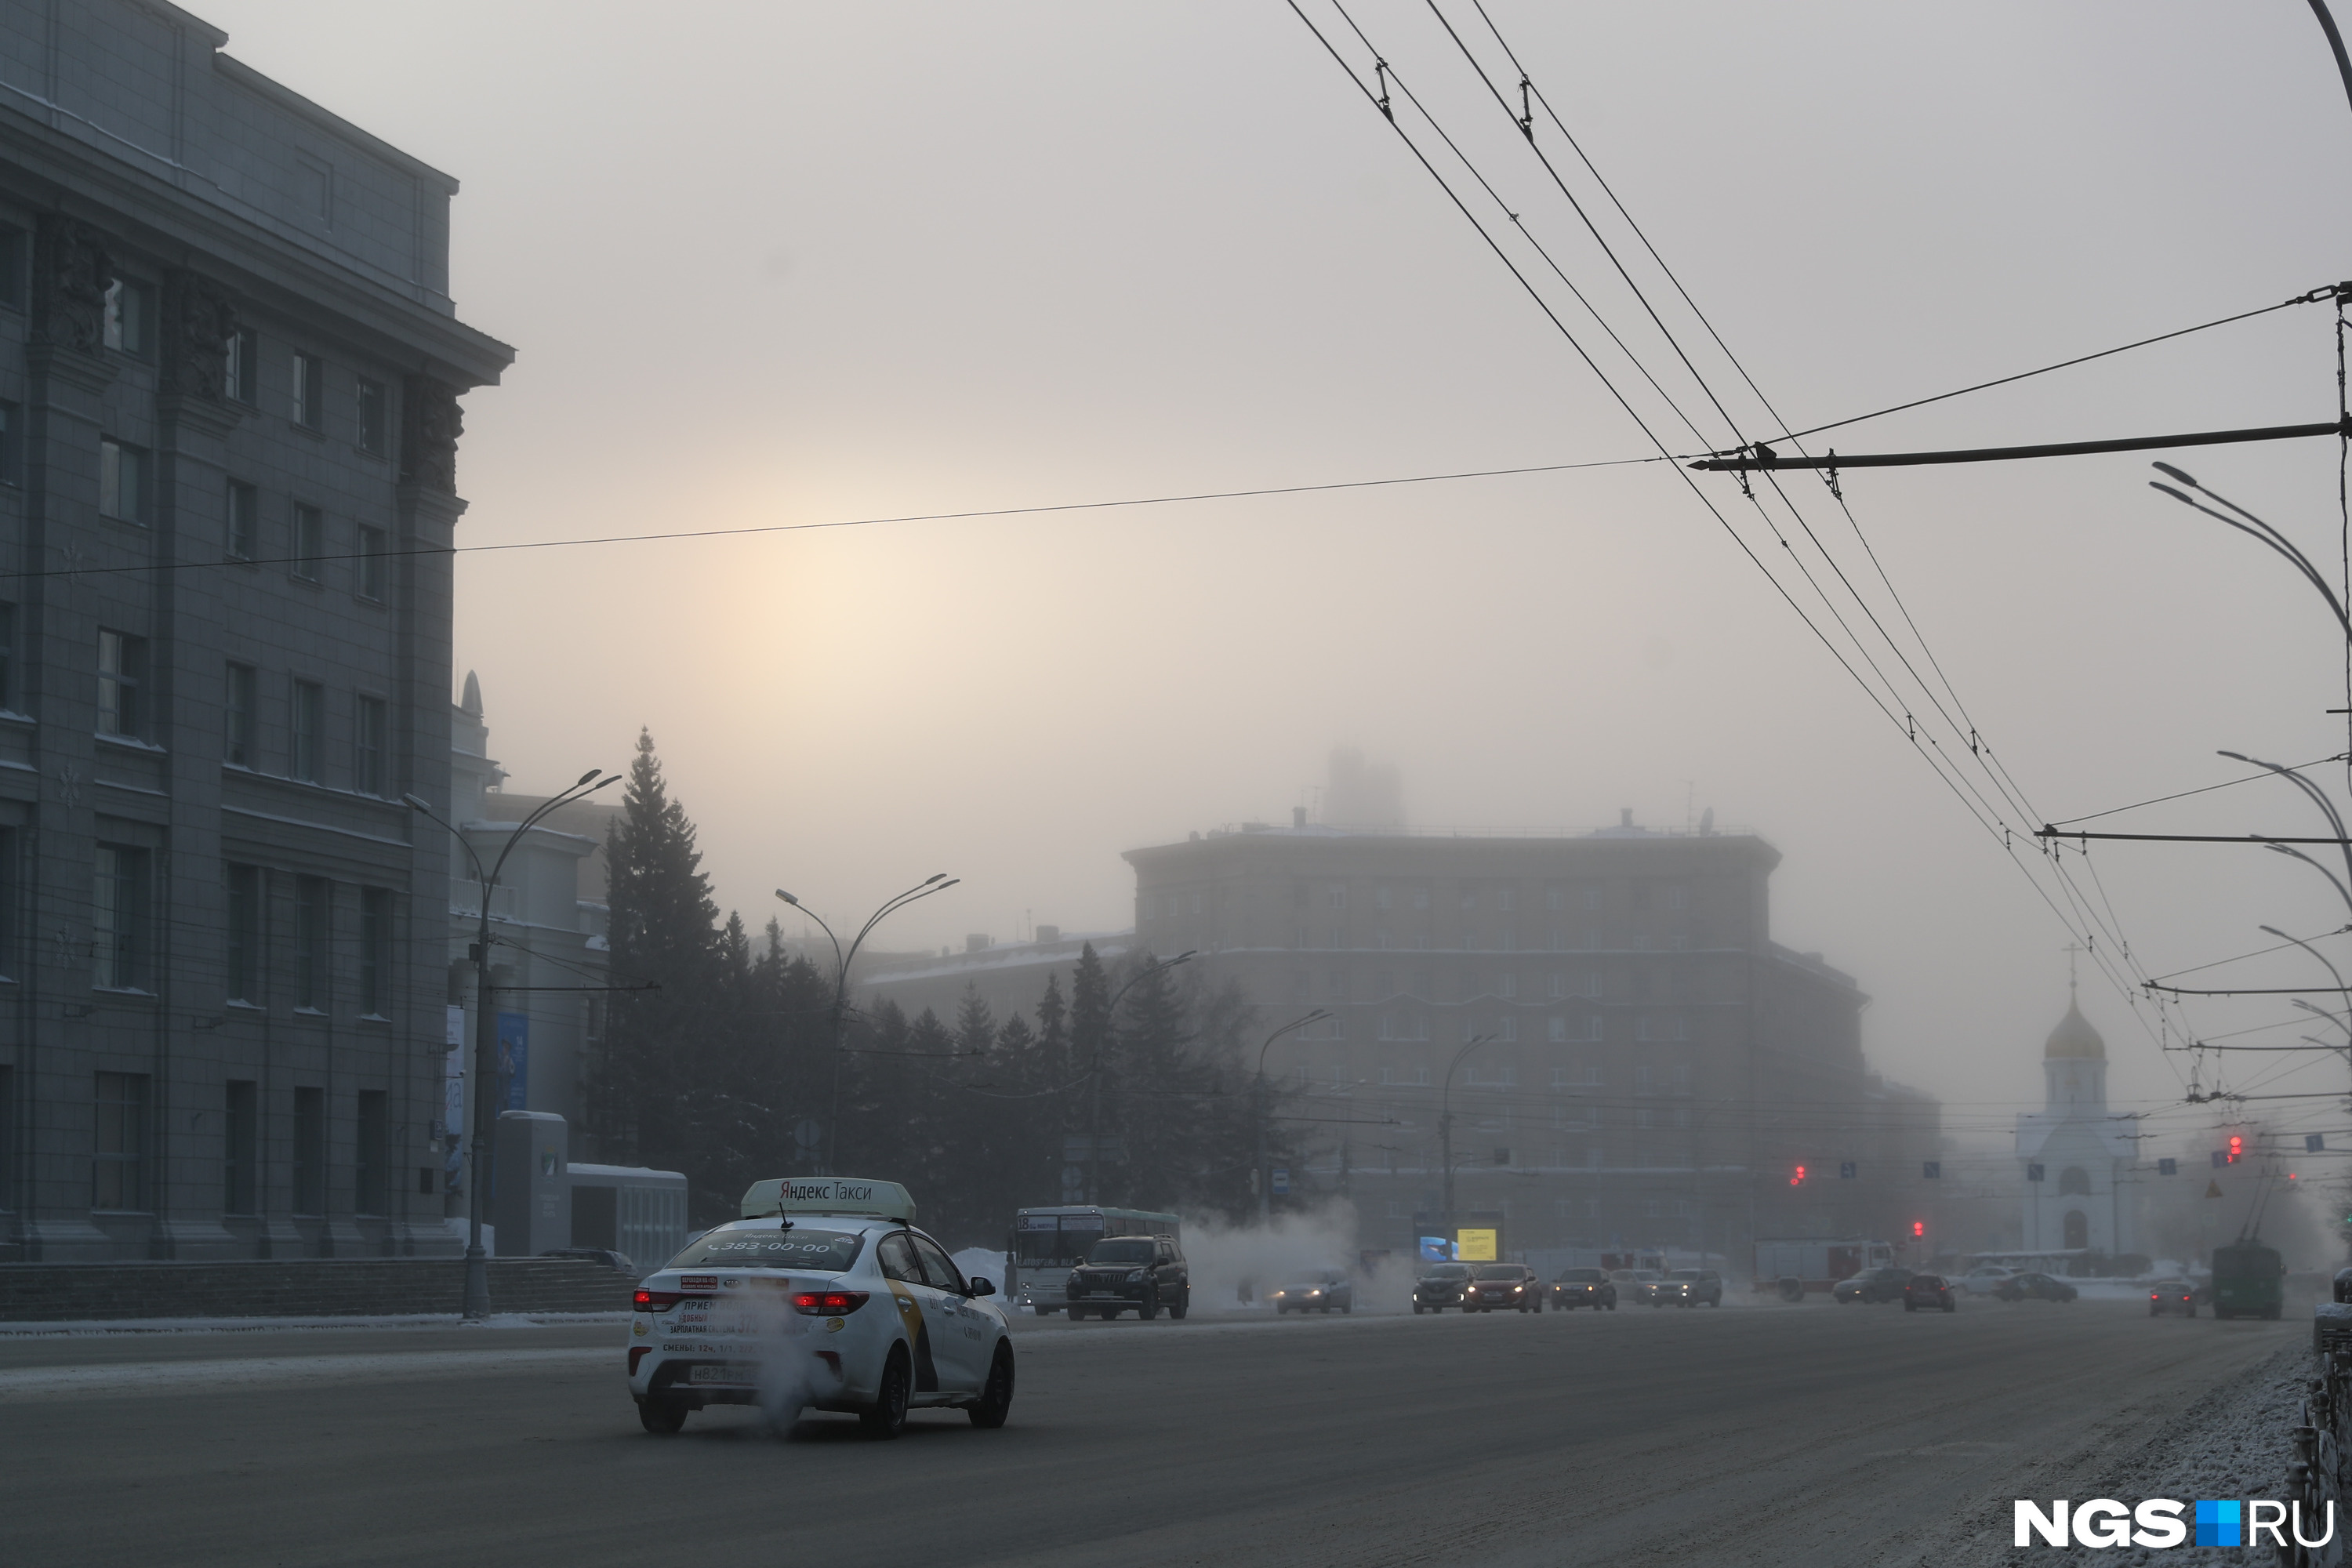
[791,1290,870,1316]
[2151,1292,2161,1300]
[633,1289,684,1312]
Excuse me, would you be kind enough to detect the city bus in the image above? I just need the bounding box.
[1008,1206,1181,1316]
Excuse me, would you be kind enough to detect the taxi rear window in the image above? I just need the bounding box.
[667,1228,865,1272]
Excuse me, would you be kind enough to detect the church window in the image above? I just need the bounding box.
[2058,1167,2091,1196]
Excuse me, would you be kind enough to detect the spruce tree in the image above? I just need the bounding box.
[590,729,725,1207]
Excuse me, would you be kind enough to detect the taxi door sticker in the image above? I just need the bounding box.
[884,1280,942,1392]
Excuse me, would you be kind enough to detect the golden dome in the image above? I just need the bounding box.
[2045,999,2105,1060]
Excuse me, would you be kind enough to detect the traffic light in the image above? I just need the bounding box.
[1791,1163,1807,1186]
[1911,1221,1925,1238]
[2228,1135,2243,1165]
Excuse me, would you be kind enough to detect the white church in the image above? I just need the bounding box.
[2015,995,2136,1257]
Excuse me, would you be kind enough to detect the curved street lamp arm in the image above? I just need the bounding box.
[2225,750,2352,891]
[2152,481,2352,639]
[1256,1008,1333,1077]
[774,893,846,988]
[2264,843,2352,924]
[846,877,959,970]
[401,793,491,891]
[486,771,617,890]
[1110,949,1197,1016]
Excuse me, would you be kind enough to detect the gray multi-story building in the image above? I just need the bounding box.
[0,2,511,1260]
[1123,811,1941,1261]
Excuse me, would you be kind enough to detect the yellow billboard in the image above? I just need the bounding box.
[1454,1228,1497,1262]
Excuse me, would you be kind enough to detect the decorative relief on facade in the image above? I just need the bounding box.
[34,215,114,353]
[162,270,238,400]
[399,375,462,493]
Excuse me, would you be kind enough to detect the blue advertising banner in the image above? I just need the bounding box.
[497,1011,529,1112]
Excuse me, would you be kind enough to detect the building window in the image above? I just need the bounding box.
[292,1086,325,1215]
[0,401,16,485]
[93,1071,150,1210]
[1498,973,1516,999]
[225,327,256,405]
[96,630,147,739]
[102,278,153,356]
[1548,1015,1568,1044]
[356,525,387,602]
[98,438,145,523]
[0,827,15,982]
[1497,1016,1518,1043]
[292,505,323,581]
[0,224,23,310]
[290,680,323,781]
[355,1090,387,1214]
[224,1080,257,1214]
[0,601,14,711]
[353,695,387,796]
[0,1065,12,1209]
[227,481,257,560]
[295,876,329,1011]
[356,378,387,456]
[224,662,256,766]
[93,844,149,989]
[291,353,323,430]
[225,862,261,1004]
[359,887,390,1017]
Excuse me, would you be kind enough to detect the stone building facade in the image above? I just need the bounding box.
[0,2,511,1259]
[1123,815,1940,1260]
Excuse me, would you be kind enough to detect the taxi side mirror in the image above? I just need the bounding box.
[968,1277,996,1298]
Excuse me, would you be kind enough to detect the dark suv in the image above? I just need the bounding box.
[1833,1266,1913,1305]
[1903,1273,1957,1313]
[1413,1261,1475,1313]
[1065,1234,1189,1320]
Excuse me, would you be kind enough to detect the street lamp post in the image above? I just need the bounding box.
[404,767,616,1321]
[775,876,960,1176]
[1086,951,1196,1205]
[1253,1009,1331,1226]
[1438,1032,1498,1235]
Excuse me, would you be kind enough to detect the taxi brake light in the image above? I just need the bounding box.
[633,1289,684,1312]
[792,1290,871,1316]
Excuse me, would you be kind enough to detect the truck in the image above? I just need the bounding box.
[1753,1237,1897,1299]
[1008,1205,1181,1316]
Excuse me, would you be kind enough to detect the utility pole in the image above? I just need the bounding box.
[405,768,615,1320]
[1438,1032,1497,1235]
[1254,1009,1330,1226]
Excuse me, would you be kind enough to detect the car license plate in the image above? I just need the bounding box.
[688,1363,759,1385]
[1089,1291,1121,1299]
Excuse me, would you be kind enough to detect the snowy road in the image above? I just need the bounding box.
[0,1295,2296,1566]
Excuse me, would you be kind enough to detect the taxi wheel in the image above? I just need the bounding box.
[969,1344,1015,1429]
[860,1348,912,1440]
[637,1399,688,1435]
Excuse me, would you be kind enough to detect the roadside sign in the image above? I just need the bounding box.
[2027,1163,2045,1182]
[2158,1157,2177,1175]
[1454,1228,1497,1261]
[1922,1161,1940,1179]
[1838,1161,1857,1179]
[2312,1134,2329,1153]
[1271,1167,1290,1196]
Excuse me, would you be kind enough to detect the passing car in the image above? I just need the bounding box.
[1414,1262,1475,1313]
[542,1246,637,1273]
[1271,1271,1353,1315]
[1902,1273,1957,1313]
[1551,1268,1618,1311]
[1611,1268,1664,1305]
[2148,1279,2198,1318]
[1996,1272,2079,1304]
[1653,1269,1723,1308]
[1959,1265,2016,1295]
[1066,1233,1189,1320]
[1834,1267,1913,1305]
[626,1177,1014,1440]
[1465,1263,1543,1312]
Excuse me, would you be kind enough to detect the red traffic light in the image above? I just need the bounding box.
[1791,1163,1807,1186]
[2228,1135,2243,1164]
[1911,1221,1925,1238]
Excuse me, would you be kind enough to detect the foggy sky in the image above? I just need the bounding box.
[192,1,2352,1153]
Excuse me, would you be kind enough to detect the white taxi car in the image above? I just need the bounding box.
[625,1177,1015,1439]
